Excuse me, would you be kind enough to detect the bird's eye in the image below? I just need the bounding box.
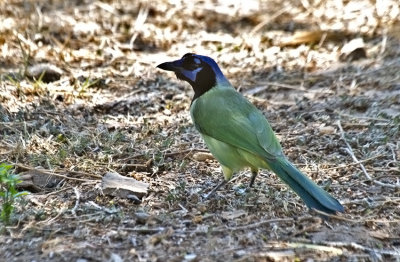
[182,56,201,70]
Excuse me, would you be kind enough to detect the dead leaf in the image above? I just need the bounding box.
[339,38,367,62]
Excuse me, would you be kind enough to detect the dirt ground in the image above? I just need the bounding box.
[1,0,400,261]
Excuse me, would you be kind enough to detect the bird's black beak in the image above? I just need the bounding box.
[157,57,196,82]
[157,60,181,72]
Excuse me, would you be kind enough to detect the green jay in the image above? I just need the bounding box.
[157,53,344,214]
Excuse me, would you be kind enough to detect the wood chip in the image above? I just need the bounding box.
[101,172,149,199]
[319,125,336,135]
[221,210,247,220]
[254,250,296,261]
[192,152,214,162]
[279,30,347,47]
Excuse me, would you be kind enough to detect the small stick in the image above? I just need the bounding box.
[344,148,371,179]
[71,187,80,216]
[14,163,99,182]
[312,209,400,224]
[122,227,165,234]
[117,148,208,162]
[212,218,293,233]
[163,148,209,157]
[320,241,400,257]
[178,203,188,213]
[307,154,384,173]
[337,120,371,180]
[337,120,400,189]
[250,7,290,35]
[56,169,102,179]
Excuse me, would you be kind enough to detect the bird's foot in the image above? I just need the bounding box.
[202,180,227,199]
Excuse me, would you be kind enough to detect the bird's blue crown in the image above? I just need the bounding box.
[157,53,230,100]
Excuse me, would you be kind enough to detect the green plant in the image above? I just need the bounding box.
[166,181,186,203]
[0,163,28,225]
[31,70,46,95]
[78,77,99,96]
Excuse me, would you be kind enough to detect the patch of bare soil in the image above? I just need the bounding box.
[0,0,399,261]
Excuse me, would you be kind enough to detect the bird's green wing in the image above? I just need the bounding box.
[190,86,282,160]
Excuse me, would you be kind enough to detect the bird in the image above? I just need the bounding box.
[157,53,344,214]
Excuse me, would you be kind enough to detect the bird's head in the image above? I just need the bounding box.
[157,53,230,100]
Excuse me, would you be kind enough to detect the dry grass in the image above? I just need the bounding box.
[0,0,400,261]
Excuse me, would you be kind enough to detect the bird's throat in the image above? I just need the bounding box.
[191,66,216,101]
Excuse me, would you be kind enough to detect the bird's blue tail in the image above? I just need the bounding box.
[269,158,344,214]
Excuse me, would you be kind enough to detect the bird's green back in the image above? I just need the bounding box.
[190,85,283,161]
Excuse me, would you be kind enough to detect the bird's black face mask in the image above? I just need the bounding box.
[157,53,203,84]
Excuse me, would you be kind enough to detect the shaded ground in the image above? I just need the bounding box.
[0,0,400,261]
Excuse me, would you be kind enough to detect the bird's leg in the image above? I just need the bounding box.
[204,180,227,199]
[249,169,258,188]
[205,165,232,199]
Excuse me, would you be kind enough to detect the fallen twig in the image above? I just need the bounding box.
[56,169,103,179]
[71,187,80,216]
[250,6,290,35]
[336,120,400,189]
[286,242,343,255]
[307,154,384,173]
[14,163,100,182]
[116,148,209,162]
[312,208,400,224]
[212,218,294,233]
[122,227,165,234]
[311,209,354,222]
[320,241,400,257]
